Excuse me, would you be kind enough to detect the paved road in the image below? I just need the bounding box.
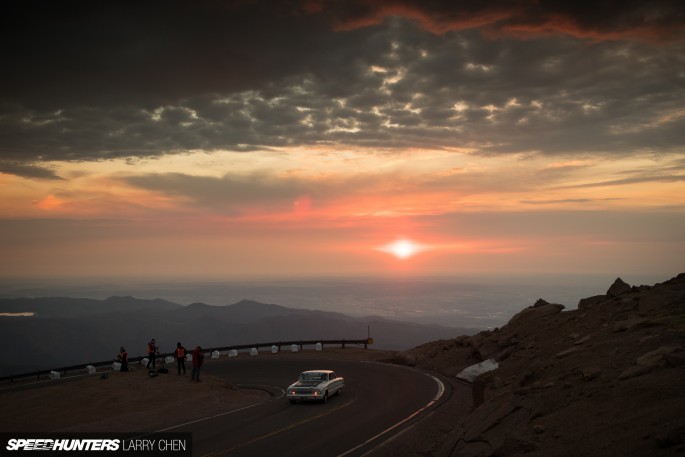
[164,356,447,457]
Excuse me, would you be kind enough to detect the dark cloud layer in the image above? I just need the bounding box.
[1,0,684,174]
[327,0,685,41]
[0,161,63,180]
[3,2,308,107]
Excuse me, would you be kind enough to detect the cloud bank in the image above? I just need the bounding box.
[1,0,683,177]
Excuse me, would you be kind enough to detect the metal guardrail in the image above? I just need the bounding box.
[0,338,372,383]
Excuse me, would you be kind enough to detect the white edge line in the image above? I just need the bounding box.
[336,374,445,457]
[155,386,284,432]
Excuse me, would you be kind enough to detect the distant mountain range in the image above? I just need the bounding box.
[0,296,479,376]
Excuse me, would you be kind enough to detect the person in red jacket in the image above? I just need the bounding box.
[191,346,204,382]
[146,338,158,369]
[174,342,186,375]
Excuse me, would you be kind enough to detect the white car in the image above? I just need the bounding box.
[286,370,344,404]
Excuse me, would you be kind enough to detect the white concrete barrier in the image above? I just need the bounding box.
[141,357,149,366]
[86,365,96,374]
[228,349,238,357]
[271,345,278,353]
[291,344,299,352]
[49,371,61,380]
[211,350,220,359]
[111,362,121,372]
[315,342,323,351]
[186,353,192,362]
[250,347,258,356]
[165,356,174,364]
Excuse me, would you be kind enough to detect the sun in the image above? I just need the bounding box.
[379,239,422,259]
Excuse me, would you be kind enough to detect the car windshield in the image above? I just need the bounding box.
[300,372,327,381]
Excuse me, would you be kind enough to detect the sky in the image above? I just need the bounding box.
[1,0,684,280]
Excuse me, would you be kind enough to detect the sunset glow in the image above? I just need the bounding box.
[379,239,424,259]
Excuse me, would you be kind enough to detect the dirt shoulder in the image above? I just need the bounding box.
[1,364,267,433]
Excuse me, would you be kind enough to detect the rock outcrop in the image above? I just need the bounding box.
[399,274,685,457]
[607,277,632,297]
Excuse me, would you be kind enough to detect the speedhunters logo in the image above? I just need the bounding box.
[1,434,191,455]
[6,439,120,451]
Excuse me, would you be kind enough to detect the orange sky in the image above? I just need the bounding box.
[1,148,683,279]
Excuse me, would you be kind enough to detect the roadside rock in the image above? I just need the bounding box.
[620,346,683,380]
[613,318,650,332]
[607,277,632,297]
[581,366,601,381]
[578,294,606,309]
[507,302,565,326]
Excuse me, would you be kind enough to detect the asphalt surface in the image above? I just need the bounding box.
[163,356,447,457]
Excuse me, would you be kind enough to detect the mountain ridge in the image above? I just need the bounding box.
[0,295,476,376]
[0,295,181,318]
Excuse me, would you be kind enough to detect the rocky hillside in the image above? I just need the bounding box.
[401,274,685,457]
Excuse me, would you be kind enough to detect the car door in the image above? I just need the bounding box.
[329,372,340,393]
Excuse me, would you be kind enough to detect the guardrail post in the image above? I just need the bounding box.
[342,339,346,349]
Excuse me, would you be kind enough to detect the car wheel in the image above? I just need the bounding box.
[322,391,328,404]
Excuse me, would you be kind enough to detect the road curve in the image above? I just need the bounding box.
[161,356,447,457]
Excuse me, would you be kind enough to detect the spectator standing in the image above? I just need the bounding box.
[146,338,158,369]
[191,346,204,382]
[174,342,187,375]
[118,347,129,372]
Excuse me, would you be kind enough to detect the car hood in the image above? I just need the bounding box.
[291,381,322,388]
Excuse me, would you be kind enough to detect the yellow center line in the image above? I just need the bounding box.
[201,400,355,456]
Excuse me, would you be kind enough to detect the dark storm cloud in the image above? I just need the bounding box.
[0,161,63,180]
[1,0,684,173]
[327,0,685,41]
[0,0,372,109]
